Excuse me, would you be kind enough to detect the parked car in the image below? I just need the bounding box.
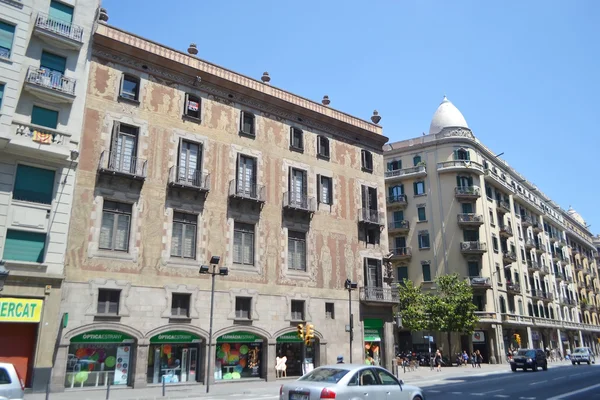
[510,349,548,372]
[0,362,25,400]
[279,364,425,400]
[571,347,595,365]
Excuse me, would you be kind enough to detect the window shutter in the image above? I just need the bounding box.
[376,260,383,286]
[110,121,120,155]
[361,185,368,210]
[0,22,15,52]
[453,149,458,160]
[468,176,473,186]
[413,182,418,195]
[466,150,471,161]
[329,177,333,205]
[239,111,244,132]
[361,150,366,168]
[288,167,292,193]
[302,170,307,196]
[184,93,189,115]
[289,127,294,146]
[456,176,461,187]
[316,174,321,203]
[235,153,241,191]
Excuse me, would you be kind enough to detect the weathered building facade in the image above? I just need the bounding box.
[51,22,392,391]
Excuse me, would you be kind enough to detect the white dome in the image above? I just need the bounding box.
[567,206,586,226]
[429,96,469,135]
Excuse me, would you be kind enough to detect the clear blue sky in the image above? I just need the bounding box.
[102,0,599,235]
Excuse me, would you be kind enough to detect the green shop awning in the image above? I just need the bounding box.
[277,332,303,343]
[150,331,202,344]
[364,318,383,328]
[364,328,381,342]
[217,331,263,343]
[70,330,134,343]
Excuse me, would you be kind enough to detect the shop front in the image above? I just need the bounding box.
[531,330,541,349]
[472,330,488,362]
[275,332,319,376]
[363,319,383,366]
[215,331,263,380]
[65,330,135,389]
[147,331,202,384]
[0,297,44,388]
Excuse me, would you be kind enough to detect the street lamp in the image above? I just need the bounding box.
[200,256,227,394]
[0,260,9,294]
[344,278,358,363]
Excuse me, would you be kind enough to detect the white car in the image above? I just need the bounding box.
[571,347,595,365]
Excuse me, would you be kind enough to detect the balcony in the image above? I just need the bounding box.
[24,67,76,103]
[583,268,591,277]
[496,200,511,214]
[566,275,574,283]
[502,251,517,265]
[469,276,492,290]
[457,213,484,227]
[539,265,550,275]
[499,224,513,238]
[385,165,427,182]
[474,311,498,322]
[525,238,535,250]
[454,186,481,200]
[359,286,399,305]
[228,180,266,203]
[542,293,554,303]
[358,208,385,226]
[6,121,72,160]
[572,248,580,256]
[98,150,147,181]
[168,166,210,193]
[506,283,521,294]
[283,192,316,213]
[388,220,410,234]
[527,260,540,273]
[532,221,542,233]
[552,253,560,263]
[574,264,584,272]
[535,243,545,255]
[554,271,565,282]
[460,241,487,255]
[549,236,558,244]
[437,160,485,175]
[521,215,533,228]
[387,194,408,209]
[390,247,412,261]
[33,12,84,50]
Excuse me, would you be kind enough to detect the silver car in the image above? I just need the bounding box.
[279,364,425,400]
[0,362,25,400]
[571,347,596,365]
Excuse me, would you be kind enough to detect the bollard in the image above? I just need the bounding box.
[106,378,110,400]
[162,375,166,397]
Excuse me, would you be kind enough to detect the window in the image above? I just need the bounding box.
[97,289,120,315]
[489,209,495,225]
[361,185,378,211]
[31,105,59,129]
[492,235,499,252]
[413,155,421,166]
[468,261,479,277]
[183,93,201,119]
[291,300,305,321]
[99,201,132,251]
[177,140,202,185]
[496,263,502,283]
[393,210,404,222]
[387,160,401,171]
[120,74,140,101]
[290,127,303,151]
[2,230,47,263]
[171,212,197,259]
[233,222,254,266]
[366,228,379,245]
[397,266,408,283]
[288,230,306,271]
[171,293,190,317]
[418,231,430,249]
[454,148,470,160]
[49,0,74,23]
[361,150,373,172]
[325,302,335,319]
[377,369,399,385]
[240,111,255,136]
[235,297,252,319]
[40,51,66,75]
[417,206,426,221]
[463,229,479,241]
[413,181,425,196]
[0,83,4,109]
[364,258,382,287]
[236,154,257,197]
[317,175,333,205]
[422,263,431,281]
[0,368,10,385]
[289,168,308,206]
[317,135,330,159]
[456,175,473,188]
[12,164,55,204]
[0,21,15,59]
[388,185,404,201]
[485,185,493,199]
[110,122,139,174]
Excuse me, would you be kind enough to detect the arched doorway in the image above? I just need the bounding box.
[214,331,264,381]
[275,332,320,377]
[147,330,203,384]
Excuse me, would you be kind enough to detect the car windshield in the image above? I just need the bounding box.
[517,350,535,357]
[299,368,349,383]
[573,348,588,354]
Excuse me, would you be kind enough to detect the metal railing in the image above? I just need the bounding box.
[499,224,513,236]
[359,286,399,303]
[168,166,210,191]
[527,260,540,271]
[457,213,484,224]
[469,276,491,288]
[358,208,385,225]
[460,241,487,252]
[35,12,84,42]
[384,165,426,179]
[497,200,511,213]
[506,282,521,293]
[391,247,412,258]
[283,192,316,212]
[0,47,9,59]
[387,194,407,206]
[502,251,517,263]
[98,150,147,178]
[388,220,409,231]
[26,66,76,96]
[532,221,542,232]
[525,238,535,248]
[521,215,533,226]
[228,180,265,202]
[455,186,481,197]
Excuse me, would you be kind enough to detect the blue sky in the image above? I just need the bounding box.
[102,0,599,235]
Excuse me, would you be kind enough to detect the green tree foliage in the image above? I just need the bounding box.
[396,279,426,331]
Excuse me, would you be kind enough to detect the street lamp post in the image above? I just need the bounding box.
[344,279,357,363]
[199,256,227,394]
[0,260,9,295]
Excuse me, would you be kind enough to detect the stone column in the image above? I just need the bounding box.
[204,341,216,386]
[133,343,148,388]
[488,326,497,364]
[319,340,328,366]
[578,330,584,347]
[264,339,276,382]
[49,344,69,392]
[526,326,533,348]
[384,322,394,371]
[557,329,564,356]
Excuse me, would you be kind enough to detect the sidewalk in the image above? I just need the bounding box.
[25,361,572,400]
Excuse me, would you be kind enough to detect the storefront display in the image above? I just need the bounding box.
[364,318,382,366]
[65,330,134,388]
[215,332,263,380]
[147,331,202,384]
[275,332,317,376]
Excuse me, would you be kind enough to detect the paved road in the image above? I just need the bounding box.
[422,363,600,400]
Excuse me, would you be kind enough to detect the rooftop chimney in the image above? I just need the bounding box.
[187,43,198,56]
[261,72,271,84]
[322,95,330,106]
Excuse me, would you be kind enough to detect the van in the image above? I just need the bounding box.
[0,362,24,400]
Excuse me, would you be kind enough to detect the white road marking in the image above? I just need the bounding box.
[553,377,563,381]
[518,397,536,400]
[546,383,600,400]
[530,380,548,385]
[494,396,510,398]
[451,392,463,395]
[428,390,441,392]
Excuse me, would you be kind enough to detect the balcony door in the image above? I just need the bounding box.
[457,175,473,188]
[178,140,201,185]
[237,154,256,197]
[289,168,307,207]
[364,258,382,290]
[111,123,138,174]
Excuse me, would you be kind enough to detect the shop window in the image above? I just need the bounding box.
[171,212,197,259]
[171,293,190,318]
[97,289,120,315]
[239,111,255,137]
[317,135,330,159]
[325,302,335,319]
[183,93,201,120]
[120,74,140,102]
[235,297,252,320]
[100,201,132,252]
[290,127,304,151]
[291,300,305,321]
[12,164,56,204]
[361,150,373,172]
[233,222,255,266]
[288,231,306,271]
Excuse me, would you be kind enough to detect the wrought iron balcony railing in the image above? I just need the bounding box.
[358,208,385,225]
[35,11,84,42]
[455,186,481,197]
[387,194,408,207]
[283,192,316,212]
[25,66,76,96]
[359,286,399,303]
[168,166,210,192]
[98,150,147,179]
[228,180,265,202]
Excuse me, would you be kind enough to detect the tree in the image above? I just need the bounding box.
[396,279,426,331]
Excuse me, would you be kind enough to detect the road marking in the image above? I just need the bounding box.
[494,396,510,398]
[553,377,563,380]
[519,397,536,400]
[530,380,548,385]
[546,383,600,400]
[428,390,441,392]
[451,392,463,395]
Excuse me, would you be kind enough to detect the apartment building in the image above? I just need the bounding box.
[50,20,392,391]
[384,97,600,363]
[0,0,99,391]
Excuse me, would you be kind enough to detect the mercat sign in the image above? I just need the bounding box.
[0,298,43,323]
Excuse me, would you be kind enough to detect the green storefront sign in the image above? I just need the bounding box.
[364,328,381,342]
[150,331,201,344]
[70,330,134,343]
[217,331,263,343]
[277,332,303,343]
[364,318,383,342]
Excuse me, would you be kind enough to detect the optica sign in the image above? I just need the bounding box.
[0,298,43,323]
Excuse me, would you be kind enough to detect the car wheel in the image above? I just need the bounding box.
[511,367,517,372]
[413,396,423,400]
[587,361,591,365]
[532,363,538,371]
[578,362,581,365]
[543,362,548,371]
[572,361,576,365]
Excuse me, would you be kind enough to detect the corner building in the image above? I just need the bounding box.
[52,21,392,391]
[385,97,600,363]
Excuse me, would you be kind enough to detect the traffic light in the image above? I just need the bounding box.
[513,333,521,347]
[305,324,314,345]
[297,324,305,340]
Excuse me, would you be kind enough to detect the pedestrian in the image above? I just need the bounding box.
[462,351,469,366]
[337,355,344,364]
[475,350,482,368]
[435,349,442,372]
[471,351,476,368]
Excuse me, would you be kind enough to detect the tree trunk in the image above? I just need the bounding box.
[447,331,452,366]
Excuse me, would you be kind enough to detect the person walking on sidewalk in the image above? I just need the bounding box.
[471,351,477,368]
[435,350,442,372]
[475,350,482,368]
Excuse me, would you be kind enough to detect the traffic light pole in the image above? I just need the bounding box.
[348,288,353,363]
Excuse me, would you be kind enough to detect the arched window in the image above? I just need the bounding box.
[518,300,524,315]
[528,303,534,317]
[548,305,554,319]
[413,155,422,166]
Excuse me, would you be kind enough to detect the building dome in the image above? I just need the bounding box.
[567,206,586,226]
[428,96,469,135]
